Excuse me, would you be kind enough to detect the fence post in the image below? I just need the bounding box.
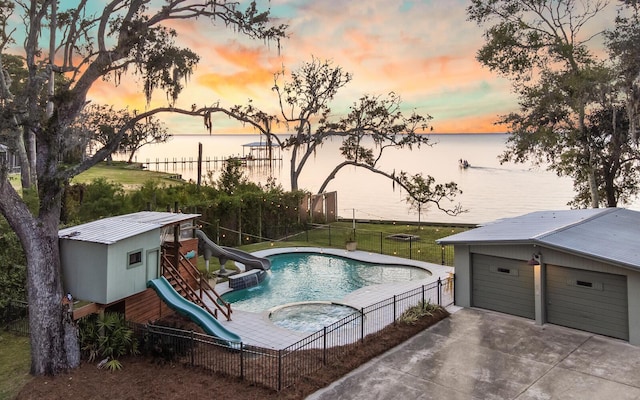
[437,278,442,305]
[323,326,327,365]
[380,232,383,254]
[422,284,425,306]
[441,245,445,265]
[409,238,413,260]
[393,295,397,324]
[360,308,365,343]
[240,342,244,380]
[278,349,282,391]
[190,330,194,366]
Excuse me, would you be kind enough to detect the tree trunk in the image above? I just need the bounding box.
[289,148,298,191]
[28,129,38,190]
[578,102,599,208]
[587,147,600,208]
[0,179,80,375]
[25,220,80,375]
[13,130,32,188]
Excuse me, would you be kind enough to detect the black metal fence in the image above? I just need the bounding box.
[220,223,456,266]
[1,300,29,336]
[2,278,454,391]
[133,276,454,391]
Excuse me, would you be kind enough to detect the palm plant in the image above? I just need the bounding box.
[79,312,139,371]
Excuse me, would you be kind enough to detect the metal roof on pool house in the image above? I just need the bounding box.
[58,211,200,245]
[437,208,640,271]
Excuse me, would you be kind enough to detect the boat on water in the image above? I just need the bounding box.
[459,159,470,169]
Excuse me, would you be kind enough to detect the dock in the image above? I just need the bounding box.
[143,140,282,168]
[141,155,280,169]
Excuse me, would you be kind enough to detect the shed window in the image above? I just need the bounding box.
[127,249,143,268]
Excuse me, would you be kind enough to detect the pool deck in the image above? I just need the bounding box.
[204,247,453,350]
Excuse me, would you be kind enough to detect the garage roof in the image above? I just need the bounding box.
[58,211,200,245]
[437,208,640,270]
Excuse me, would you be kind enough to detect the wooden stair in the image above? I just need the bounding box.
[160,248,233,321]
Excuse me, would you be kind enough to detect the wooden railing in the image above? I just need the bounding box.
[161,255,205,306]
[161,251,233,321]
[177,254,233,321]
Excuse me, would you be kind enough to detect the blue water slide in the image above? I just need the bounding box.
[147,277,242,345]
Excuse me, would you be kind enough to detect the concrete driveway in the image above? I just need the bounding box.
[307,307,640,400]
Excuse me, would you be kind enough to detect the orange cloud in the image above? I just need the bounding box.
[197,69,274,98]
[213,41,272,69]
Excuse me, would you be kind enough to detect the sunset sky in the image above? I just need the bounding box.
[82,0,616,135]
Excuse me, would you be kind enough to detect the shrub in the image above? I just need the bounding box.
[398,301,440,325]
[0,218,26,315]
[78,312,139,371]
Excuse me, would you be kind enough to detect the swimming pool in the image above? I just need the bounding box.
[221,252,431,315]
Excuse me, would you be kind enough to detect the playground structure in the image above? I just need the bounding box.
[58,211,270,342]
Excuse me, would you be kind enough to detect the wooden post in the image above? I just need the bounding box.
[197,142,202,187]
[173,224,180,274]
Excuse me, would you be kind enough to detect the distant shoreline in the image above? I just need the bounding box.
[163,132,508,137]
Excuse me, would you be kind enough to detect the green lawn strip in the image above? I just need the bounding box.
[72,161,185,190]
[237,222,467,265]
[8,173,22,196]
[0,333,30,400]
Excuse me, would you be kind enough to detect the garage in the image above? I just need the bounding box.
[438,208,640,345]
[472,254,535,319]
[547,265,628,340]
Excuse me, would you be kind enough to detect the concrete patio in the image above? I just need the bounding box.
[308,307,640,399]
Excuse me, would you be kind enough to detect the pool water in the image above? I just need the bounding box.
[221,252,430,313]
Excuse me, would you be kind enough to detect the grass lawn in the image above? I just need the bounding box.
[0,333,30,400]
[239,221,467,265]
[327,221,467,242]
[9,173,21,195]
[72,161,185,190]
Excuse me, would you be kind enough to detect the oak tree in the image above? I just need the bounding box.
[0,0,285,375]
[202,58,464,217]
[468,0,613,207]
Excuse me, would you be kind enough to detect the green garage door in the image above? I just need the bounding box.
[472,254,535,319]
[547,265,628,340]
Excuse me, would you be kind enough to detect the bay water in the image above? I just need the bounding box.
[116,133,640,225]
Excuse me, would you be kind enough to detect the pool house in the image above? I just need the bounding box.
[58,211,229,322]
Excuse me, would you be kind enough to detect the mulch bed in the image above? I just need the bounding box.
[16,308,449,400]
